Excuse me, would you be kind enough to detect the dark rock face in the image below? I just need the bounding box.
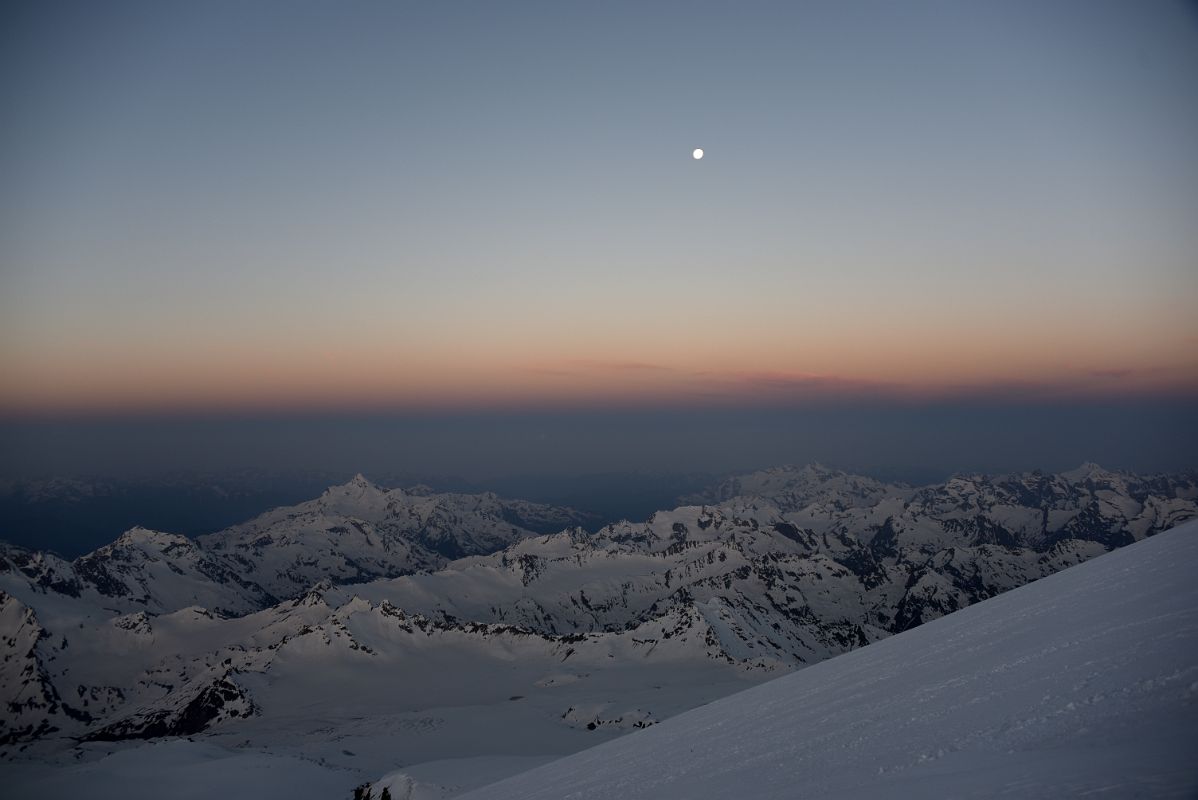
[0,592,90,745]
[0,546,83,598]
[85,675,254,741]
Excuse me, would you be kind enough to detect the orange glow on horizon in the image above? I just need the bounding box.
[3,267,1195,416]
[2,329,1195,416]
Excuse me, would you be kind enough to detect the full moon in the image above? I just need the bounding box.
[692,148,704,160]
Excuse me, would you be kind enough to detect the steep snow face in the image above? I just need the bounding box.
[460,520,1198,800]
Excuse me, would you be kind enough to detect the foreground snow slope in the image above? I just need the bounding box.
[461,520,1198,800]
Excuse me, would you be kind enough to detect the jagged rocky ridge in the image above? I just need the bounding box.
[0,464,1194,750]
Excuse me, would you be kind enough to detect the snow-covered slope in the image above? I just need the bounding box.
[458,519,1198,800]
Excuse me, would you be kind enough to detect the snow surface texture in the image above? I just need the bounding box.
[460,520,1198,800]
[2,739,353,800]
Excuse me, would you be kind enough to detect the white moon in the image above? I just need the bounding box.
[692,148,704,160]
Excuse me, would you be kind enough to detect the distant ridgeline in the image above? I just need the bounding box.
[0,472,351,559]
[1,463,1194,750]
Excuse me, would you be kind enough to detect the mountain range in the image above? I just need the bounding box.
[1,463,1195,797]
[452,519,1198,800]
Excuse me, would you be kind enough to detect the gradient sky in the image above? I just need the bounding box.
[1,3,1197,433]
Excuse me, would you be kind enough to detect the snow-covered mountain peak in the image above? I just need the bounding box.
[318,472,377,492]
[688,463,907,512]
[1060,460,1116,481]
[795,462,840,478]
[316,473,389,513]
[332,595,373,617]
[110,526,191,550]
[302,577,335,597]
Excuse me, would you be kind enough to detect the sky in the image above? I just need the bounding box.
[1,1,1196,480]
